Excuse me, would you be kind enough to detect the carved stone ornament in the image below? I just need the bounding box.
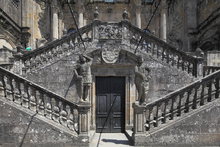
[101,47,120,63]
[97,25,122,40]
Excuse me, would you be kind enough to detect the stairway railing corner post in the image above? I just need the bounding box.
[77,101,91,136]
[132,102,146,145]
[194,57,204,77]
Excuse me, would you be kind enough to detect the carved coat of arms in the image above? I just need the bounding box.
[101,47,120,63]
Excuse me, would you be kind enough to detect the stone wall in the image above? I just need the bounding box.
[135,98,220,146]
[25,49,195,104]
[0,98,85,147]
[142,53,194,102]
[25,53,79,103]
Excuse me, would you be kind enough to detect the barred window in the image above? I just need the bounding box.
[12,0,20,7]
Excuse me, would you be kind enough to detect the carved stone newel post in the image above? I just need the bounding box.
[77,101,90,143]
[132,102,146,145]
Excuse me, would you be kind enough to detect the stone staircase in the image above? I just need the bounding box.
[133,67,220,146]
[12,20,202,78]
[0,66,91,146]
[0,20,219,146]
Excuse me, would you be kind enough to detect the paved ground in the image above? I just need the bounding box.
[90,133,133,147]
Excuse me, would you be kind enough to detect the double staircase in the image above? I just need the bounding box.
[0,20,220,146]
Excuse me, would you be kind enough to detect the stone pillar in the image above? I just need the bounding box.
[78,11,84,28]
[78,102,90,136]
[160,9,167,41]
[132,102,146,145]
[136,7,141,28]
[51,2,59,40]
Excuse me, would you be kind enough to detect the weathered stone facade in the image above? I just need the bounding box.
[0,0,220,146]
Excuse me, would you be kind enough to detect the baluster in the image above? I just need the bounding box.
[184,90,191,113]
[37,92,45,115]
[192,86,199,109]
[207,80,213,102]
[214,78,220,98]
[13,79,22,104]
[5,76,13,101]
[162,48,165,61]
[29,87,37,111]
[153,104,160,127]
[21,82,30,108]
[144,108,152,131]
[161,100,168,123]
[166,50,170,64]
[52,98,60,122]
[177,55,181,69]
[200,83,205,105]
[0,74,5,97]
[181,60,185,71]
[60,102,68,127]
[169,97,175,120]
[177,93,184,116]
[170,53,174,66]
[45,95,52,119]
[156,46,160,58]
[67,105,74,131]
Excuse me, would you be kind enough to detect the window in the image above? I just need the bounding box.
[105,0,114,2]
[142,0,154,5]
[12,0,20,7]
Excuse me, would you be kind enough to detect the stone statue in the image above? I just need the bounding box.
[74,54,93,101]
[135,57,150,105]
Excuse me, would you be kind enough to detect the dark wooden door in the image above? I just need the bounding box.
[96,77,125,133]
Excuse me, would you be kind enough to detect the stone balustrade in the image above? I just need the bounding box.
[123,21,203,77]
[0,67,90,135]
[13,20,203,77]
[203,66,220,76]
[15,23,93,74]
[133,69,220,135]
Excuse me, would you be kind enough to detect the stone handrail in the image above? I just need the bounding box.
[203,66,220,76]
[133,70,220,134]
[122,21,203,77]
[16,22,94,74]
[0,67,82,134]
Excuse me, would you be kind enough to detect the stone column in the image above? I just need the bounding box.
[51,2,59,40]
[78,1,84,28]
[78,11,84,28]
[136,7,141,28]
[160,9,167,41]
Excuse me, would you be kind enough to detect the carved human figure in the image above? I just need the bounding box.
[135,57,150,104]
[74,54,93,101]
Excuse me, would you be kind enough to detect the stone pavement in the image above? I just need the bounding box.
[90,133,133,147]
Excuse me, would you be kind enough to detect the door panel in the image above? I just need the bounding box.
[96,77,125,133]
